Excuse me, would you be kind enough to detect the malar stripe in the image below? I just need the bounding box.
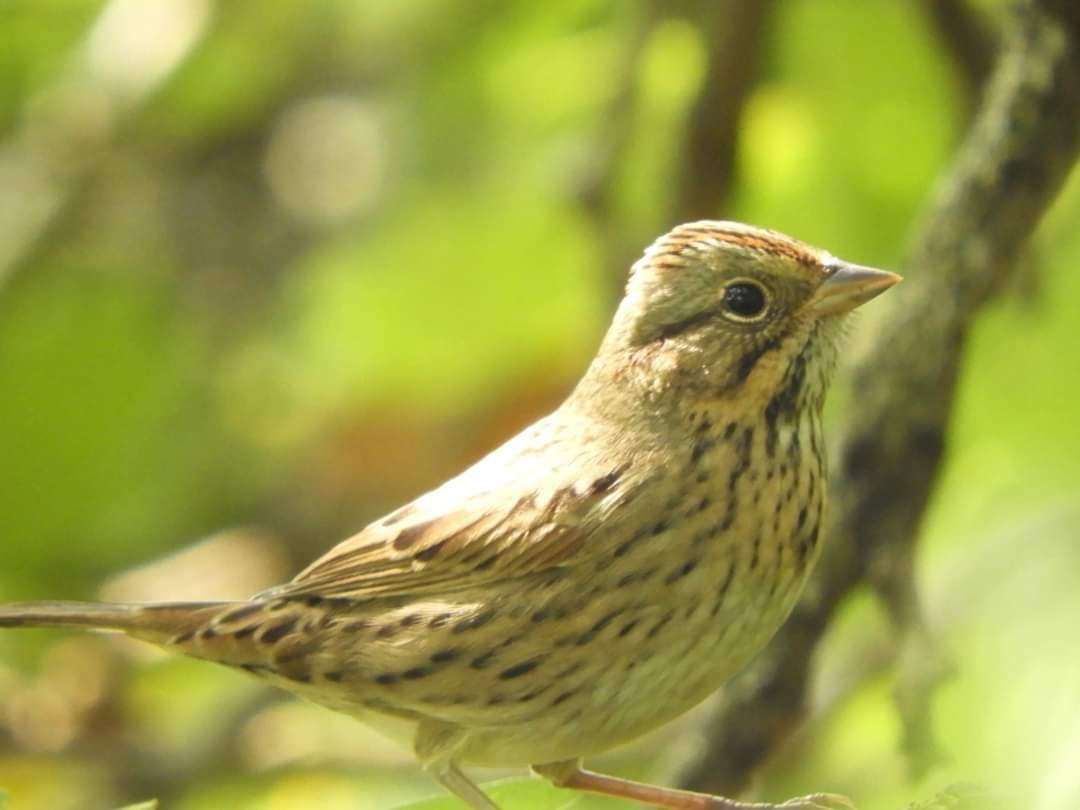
[724,320,796,391]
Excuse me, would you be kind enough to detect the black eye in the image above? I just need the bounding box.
[723,282,767,319]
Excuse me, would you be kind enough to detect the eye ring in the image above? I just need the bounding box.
[721,279,769,322]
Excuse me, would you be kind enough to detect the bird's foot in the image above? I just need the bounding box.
[775,793,857,810]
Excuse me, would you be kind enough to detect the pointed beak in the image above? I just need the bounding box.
[808,260,901,316]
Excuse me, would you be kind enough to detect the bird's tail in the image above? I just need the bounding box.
[0,600,235,647]
[0,599,326,679]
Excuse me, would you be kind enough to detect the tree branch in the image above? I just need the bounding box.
[670,0,772,225]
[920,0,997,111]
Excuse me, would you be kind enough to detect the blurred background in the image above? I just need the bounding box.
[1,1,1079,809]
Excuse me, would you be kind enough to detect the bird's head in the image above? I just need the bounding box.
[583,221,900,418]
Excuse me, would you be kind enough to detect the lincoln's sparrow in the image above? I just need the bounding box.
[0,222,898,810]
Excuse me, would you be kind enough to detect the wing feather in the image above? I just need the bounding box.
[276,470,634,601]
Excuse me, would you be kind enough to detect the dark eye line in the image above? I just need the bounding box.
[653,305,725,342]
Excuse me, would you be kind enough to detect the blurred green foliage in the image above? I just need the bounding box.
[0,1,1078,810]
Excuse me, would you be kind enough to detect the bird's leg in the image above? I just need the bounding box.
[532,760,856,810]
[416,720,501,810]
[433,763,501,810]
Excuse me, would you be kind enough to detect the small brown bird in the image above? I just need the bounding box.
[0,222,898,810]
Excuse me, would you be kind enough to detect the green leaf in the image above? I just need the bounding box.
[393,777,584,810]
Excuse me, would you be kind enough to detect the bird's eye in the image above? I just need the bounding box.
[722,281,768,321]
